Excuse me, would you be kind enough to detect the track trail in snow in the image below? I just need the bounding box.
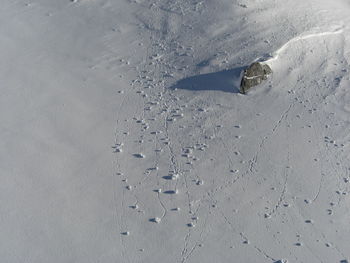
[2,0,350,262]
[112,0,350,261]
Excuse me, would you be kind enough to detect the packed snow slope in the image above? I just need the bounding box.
[1,0,350,262]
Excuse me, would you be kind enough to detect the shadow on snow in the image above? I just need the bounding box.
[171,66,245,93]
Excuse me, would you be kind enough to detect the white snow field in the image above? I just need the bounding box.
[1,0,350,262]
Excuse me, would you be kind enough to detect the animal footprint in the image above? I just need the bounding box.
[133,153,145,158]
[149,217,161,223]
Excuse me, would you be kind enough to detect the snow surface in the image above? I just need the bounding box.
[1,0,350,262]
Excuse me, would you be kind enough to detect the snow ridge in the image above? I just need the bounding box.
[259,26,344,64]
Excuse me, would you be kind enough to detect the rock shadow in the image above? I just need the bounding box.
[163,190,177,194]
[171,67,245,93]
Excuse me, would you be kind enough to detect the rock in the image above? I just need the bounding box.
[240,62,272,94]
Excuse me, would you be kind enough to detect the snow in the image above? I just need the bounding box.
[1,0,350,262]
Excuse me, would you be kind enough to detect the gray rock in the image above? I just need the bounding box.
[240,62,272,94]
